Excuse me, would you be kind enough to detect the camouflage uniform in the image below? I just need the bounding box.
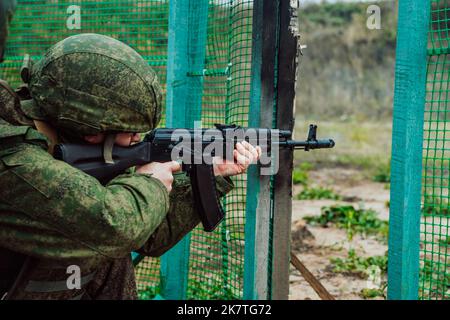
[0,34,233,299]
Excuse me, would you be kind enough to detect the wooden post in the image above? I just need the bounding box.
[244,0,298,300]
[160,0,209,300]
[387,0,430,300]
[271,0,298,300]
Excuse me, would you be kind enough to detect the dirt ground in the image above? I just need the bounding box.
[288,167,390,300]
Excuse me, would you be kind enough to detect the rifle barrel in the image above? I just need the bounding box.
[276,139,335,150]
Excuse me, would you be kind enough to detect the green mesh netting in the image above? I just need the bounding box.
[1,0,259,300]
[420,0,450,300]
[185,1,254,300]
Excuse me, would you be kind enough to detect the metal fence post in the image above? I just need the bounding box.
[160,0,209,300]
[387,0,431,300]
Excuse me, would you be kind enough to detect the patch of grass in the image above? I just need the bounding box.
[292,162,313,186]
[293,169,309,186]
[299,162,314,171]
[330,249,388,278]
[439,236,450,247]
[330,249,388,299]
[419,260,450,299]
[360,286,387,299]
[373,162,390,183]
[322,154,381,170]
[188,277,238,300]
[138,285,160,300]
[304,205,389,240]
[186,263,244,300]
[422,196,450,216]
[296,187,341,200]
[293,121,392,180]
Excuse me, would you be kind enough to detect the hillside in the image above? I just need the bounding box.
[296,1,398,121]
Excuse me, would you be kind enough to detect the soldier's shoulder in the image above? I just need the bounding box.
[0,118,49,152]
[0,140,51,174]
[0,117,30,138]
[0,124,50,169]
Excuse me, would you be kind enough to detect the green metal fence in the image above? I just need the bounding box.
[1,0,296,300]
[388,0,450,300]
[420,0,450,300]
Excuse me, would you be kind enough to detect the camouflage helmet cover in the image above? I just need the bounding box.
[27,33,163,137]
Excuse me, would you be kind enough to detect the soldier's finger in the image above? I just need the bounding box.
[242,141,259,161]
[235,150,251,168]
[169,161,182,172]
[256,146,262,159]
[244,142,259,163]
[236,142,253,163]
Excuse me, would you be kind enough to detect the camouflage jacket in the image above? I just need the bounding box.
[0,118,234,299]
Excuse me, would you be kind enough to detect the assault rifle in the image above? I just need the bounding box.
[54,124,334,232]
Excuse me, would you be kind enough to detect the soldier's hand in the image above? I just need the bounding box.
[213,141,262,177]
[136,161,181,192]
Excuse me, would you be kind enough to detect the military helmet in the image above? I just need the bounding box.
[24,33,162,137]
[0,0,17,62]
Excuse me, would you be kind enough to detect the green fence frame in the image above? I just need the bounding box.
[0,0,297,300]
[159,0,209,300]
[387,0,431,300]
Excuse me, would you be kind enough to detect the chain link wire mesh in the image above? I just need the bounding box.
[186,1,254,300]
[421,0,450,300]
[1,0,263,299]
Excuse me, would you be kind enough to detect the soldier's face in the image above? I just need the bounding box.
[84,132,142,147]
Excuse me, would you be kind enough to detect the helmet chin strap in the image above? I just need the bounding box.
[103,133,116,164]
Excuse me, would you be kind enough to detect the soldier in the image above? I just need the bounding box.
[0,33,261,299]
[0,0,16,63]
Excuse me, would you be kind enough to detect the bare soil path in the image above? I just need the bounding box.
[289,168,390,300]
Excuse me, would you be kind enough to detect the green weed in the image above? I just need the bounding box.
[138,285,160,300]
[331,249,388,300]
[360,286,387,299]
[330,249,388,278]
[296,187,341,200]
[293,169,309,186]
[292,162,313,186]
[422,195,450,216]
[188,277,238,300]
[373,162,390,183]
[304,205,389,240]
[419,260,450,299]
[439,236,450,247]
